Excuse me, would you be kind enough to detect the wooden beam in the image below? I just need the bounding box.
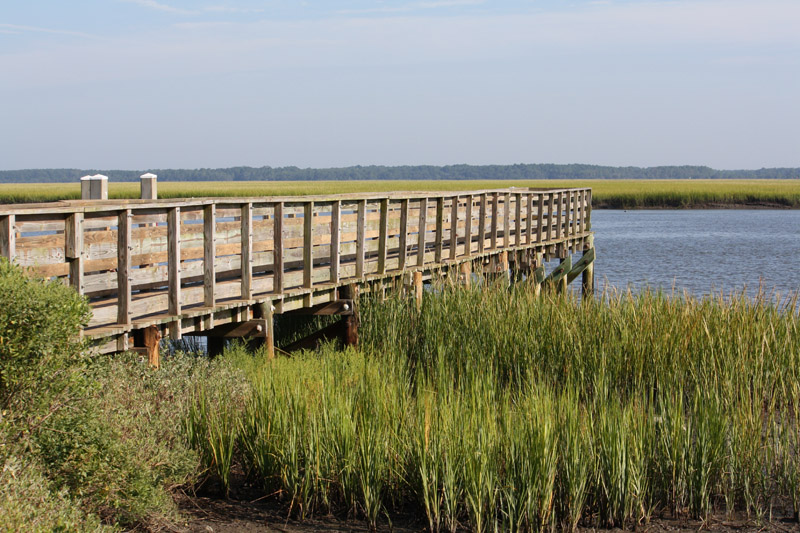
[303,201,313,306]
[450,196,459,260]
[203,204,216,308]
[117,209,132,326]
[378,199,388,274]
[413,271,423,311]
[527,193,534,245]
[0,214,15,260]
[286,299,355,316]
[515,193,522,246]
[491,192,499,249]
[434,197,444,263]
[478,193,487,252]
[464,194,473,257]
[340,284,359,347]
[547,192,555,242]
[167,207,181,339]
[65,213,84,294]
[331,200,341,283]
[460,260,472,288]
[274,202,284,293]
[356,200,366,278]
[417,198,427,267]
[143,325,161,369]
[503,192,510,248]
[398,199,408,270]
[536,194,545,244]
[566,247,596,284]
[241,202,253,300]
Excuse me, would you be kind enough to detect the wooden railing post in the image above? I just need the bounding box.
[0,214,14,260]
[241,202,253,300]
[464,194,473,256]
[515,193,522,246]
[378,199,388,274]
[434,197,444,263]
[417,198,427,267]
[449,196,459,261]
[117,209,132,326]
[478,193,487,253]
[204,204,216,309]
[547,192,556,242]
[168,207,181,339]
[491,193,499,250]
[274,202,284,293]
[586,189,592,231]
[65,213,84,294]
[303,201,314,292]
[140,173,157,200]
[356,200,366,278]
[398,199,409,270]
[503,192,510,248]
[331,200,341,283]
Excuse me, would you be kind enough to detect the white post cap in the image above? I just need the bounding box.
[140,173,157,180]
[92,174,108,180]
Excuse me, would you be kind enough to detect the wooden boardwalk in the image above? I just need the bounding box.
[0,187,593,354]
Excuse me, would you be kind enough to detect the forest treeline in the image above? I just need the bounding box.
[1,164,799,183]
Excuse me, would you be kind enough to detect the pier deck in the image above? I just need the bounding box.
[0,187,593,354]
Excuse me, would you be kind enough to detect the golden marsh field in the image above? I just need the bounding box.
[1,179,800,208]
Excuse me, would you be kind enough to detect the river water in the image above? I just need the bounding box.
[590,210,800,299]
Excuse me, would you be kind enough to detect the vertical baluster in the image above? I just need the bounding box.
[117,209,132,326]
[478,193,487,253]
[464,194,473,256]
[536,194,544,243]
[449,196,459,260]
[274,202,284,293]
[398,199,409,270]
[331,200,340,283]
[547,193,556,242]
[241,202,253,300]
[168,207,181,340]
[434,197,444,263]
[0,214,15,260]
[304,201,314,287]
[526,193,534,245]
[378,199,388,274]
[503,192,510,247]
[204,204,216,308]
[417,198,427,267]
[66,213,84,294]
[491,193,499,249]
[515,192,522,246]
[356,200,366,278]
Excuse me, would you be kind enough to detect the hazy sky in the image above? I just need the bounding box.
[2,0,799,170]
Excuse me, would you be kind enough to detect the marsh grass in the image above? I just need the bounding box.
[184,282,800,531]
[2,179,800,208]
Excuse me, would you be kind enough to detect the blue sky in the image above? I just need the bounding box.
[1,0,799,170]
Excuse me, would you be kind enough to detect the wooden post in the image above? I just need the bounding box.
[586,189,592,231]
[241,202,253,300]
[514,192,522,246]
[140,173,157,200]
[582,247,595,297]
[464,194,473,256]
[536,194,545,243]
[532,252,544,297]
[478,193,487,253]
[331,200,341,283]
[81,174,108,200]
[527,194,534,245]
[503,192,510,248]
[398,199,409,270]
[413,271,423,311]
[547,193,556,242]
[434,197,444,263]
[558,254,571,294]
[491,192,499,249]
[274,202,284,293]
[0,214,15,260]
[65,213,84,294]
[356,200,366,278]
[168,207,182,340]
[117,209,132,326]
[378,199,388,274]
[143,325,161,369]
[460,261,472,288]
[450,196,459,260]
[257,302,275,359]
[417,198,427,267]
[303,202,314,306]
[340,284,359,347]
[499,251,509,283]
[204,204,216,308]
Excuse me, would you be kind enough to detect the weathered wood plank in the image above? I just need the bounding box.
[0,215,15,260]
[274,202,284,293]
[434,197,444,263]
[117,210,132,325]
[241,202,253,300]
[378,199,388,274]
[503,192,510,248]
[65,213,84,294]
[464,194,473,256]
[331,200,341,283]
[417,198,427,267]
[167,207,181,339]
[491,192,499,250]
[356,200,366,278]
[450,196,459,260]
[478,194,487,253]
[204,204,216,308]
[515,193,522,246]
[303,202,313,291]
[398,199,408,270]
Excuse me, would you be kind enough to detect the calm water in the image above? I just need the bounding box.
[591,210,800,299]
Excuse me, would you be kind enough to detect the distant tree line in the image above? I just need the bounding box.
[1,164,798,183]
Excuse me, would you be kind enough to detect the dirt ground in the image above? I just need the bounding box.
[173,492,800,533]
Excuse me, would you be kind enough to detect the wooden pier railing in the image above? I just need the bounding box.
[0,187,592,353]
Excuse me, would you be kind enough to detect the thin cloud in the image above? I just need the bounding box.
[0,23,100,39]
[122,0,196,15]
[338,0,485,15]
[202,5,265,14]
